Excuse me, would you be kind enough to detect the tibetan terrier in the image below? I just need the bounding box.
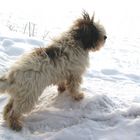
[0,11,107,131]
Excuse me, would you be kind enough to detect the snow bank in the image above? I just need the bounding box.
[0,10,140,140]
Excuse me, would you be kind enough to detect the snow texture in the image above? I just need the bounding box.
[0,1,140,139]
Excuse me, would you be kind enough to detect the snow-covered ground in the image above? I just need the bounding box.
[0,0,140,139]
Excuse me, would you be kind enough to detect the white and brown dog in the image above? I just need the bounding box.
[0,11,107,131]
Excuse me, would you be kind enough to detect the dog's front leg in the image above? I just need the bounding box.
[67,75,84,101]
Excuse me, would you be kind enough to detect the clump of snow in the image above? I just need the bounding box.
[2,39,24,56]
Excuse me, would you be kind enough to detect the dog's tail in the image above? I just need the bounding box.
[0,76,9,93]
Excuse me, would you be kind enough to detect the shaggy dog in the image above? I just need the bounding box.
[0,11,107,131]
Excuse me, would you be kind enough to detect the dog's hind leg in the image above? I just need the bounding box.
[7,107,23,131]
[6,92,38,131]
[3,98,14,120]
[67,75,84,101]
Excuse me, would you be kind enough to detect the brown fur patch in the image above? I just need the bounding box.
[46,46,62,59]
[33,46,64,59]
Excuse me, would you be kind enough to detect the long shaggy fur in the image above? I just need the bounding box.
[0,11,107,131]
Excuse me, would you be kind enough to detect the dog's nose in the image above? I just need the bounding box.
[104,35,107,40]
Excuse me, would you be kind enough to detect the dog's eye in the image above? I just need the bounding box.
[104,36,107,40]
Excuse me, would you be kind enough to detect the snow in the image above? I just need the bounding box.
[0,0,140,139]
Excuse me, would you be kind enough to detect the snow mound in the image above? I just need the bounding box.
[0,12,140,139]
[2,39,25,56]
[22,89,140,140]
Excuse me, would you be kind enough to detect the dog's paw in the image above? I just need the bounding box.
[57,85,66,93]
[72,93,84,101]
[8,119,22,131]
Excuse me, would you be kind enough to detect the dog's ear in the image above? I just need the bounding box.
[82,10,94,23]
[73,11,99,50]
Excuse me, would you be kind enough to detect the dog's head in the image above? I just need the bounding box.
[72,11,107,51]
